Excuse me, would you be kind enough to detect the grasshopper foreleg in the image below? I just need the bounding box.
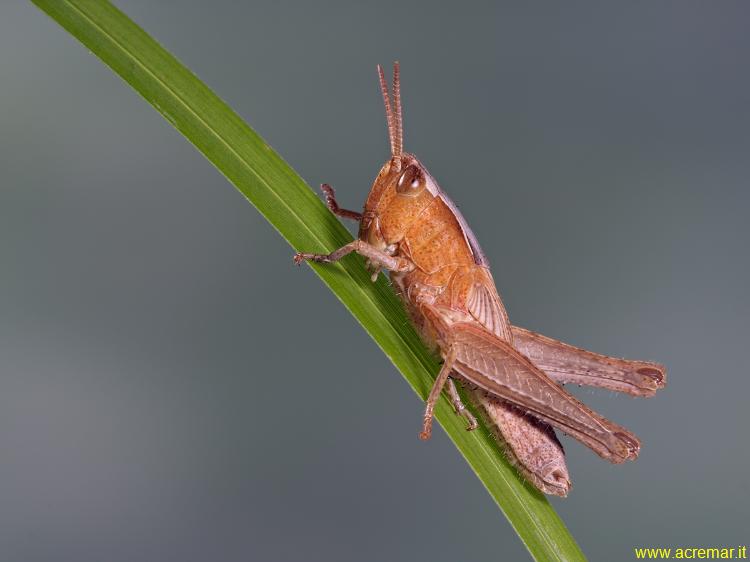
[294,239,414,273]
[446,378,478,431]
[321,184,363,221]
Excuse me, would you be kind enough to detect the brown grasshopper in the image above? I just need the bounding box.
[294,63,666,496]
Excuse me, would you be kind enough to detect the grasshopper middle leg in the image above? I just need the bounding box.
[419,348,457,440]
[446,378,478,431]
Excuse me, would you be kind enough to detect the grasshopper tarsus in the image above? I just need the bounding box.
[293,252,323,265]
[321,183,363,221]
[447,378,479,431]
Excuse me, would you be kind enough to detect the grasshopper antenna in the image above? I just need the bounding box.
[377,62,403,157]
[392,61,403,157]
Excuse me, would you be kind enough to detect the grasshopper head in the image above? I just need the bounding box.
[359,63,440,254]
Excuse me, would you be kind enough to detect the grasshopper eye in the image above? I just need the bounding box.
[396,164,425,196]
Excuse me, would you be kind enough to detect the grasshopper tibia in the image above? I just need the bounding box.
[419,348,456,440]
[294,239,415,273]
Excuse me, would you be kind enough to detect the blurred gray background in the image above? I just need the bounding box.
[2,2,749,561]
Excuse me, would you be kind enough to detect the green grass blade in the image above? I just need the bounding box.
[30,1,586,560]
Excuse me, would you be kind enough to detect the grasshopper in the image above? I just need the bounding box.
[294,63,666,496]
